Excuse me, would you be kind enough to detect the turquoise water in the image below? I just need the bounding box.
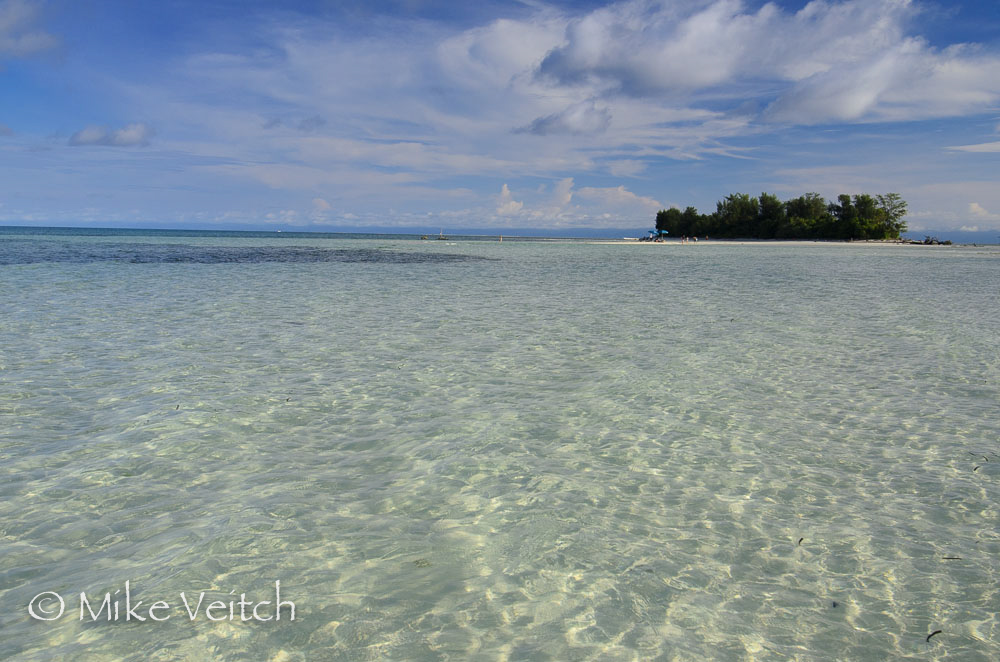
[1,230,998,661]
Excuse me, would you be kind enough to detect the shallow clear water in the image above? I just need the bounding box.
[1,231,998,661]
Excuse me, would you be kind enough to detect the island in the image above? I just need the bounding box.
[656,192,908,241]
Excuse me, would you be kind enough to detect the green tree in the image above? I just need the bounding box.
[852,194,881,239]
[682,207,702,235]
[757,192,785,238]
[656,208,681,234]
[715,193,758,237]
[782,193,830,238]
[829,194,859,239]
[689,208,715,236]
[785,193,828,222]
[654,191,907,241]
[876,193,908,237]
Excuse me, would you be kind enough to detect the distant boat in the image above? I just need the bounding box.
[437,230,447,240]
[420,235,428,240]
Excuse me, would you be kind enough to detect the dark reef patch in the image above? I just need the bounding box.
[0,240,492,265]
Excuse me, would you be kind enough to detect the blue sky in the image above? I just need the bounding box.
[1,0,999,233]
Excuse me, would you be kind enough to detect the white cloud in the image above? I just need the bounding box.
[767,40,1000,123]
[968,202,1000,222]
[132,0,1000,198]
[265,209,302,225]
[577,185,663,214]
[552,178,574,208]
[516,100,612,135]
[536,0,1000,124]
[482,179,661,227]
[69,123,154,147]
[538,0,781,93]
[136,5,739,186]
[947,141,1000,153]
[436,16,565,93]
[607,159,646,176]
[0,0,57,57]
[312,197,331,211]
[496,183,524,216]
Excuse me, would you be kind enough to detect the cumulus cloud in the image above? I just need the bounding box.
[436,17,566,96]
[535,0,1000,124]
[151,0,1000,195]
[538,0,781,93]
[484,179,661,226]
[69,123,154,147]
[766,40,1000,123]
[0,0,57,57]
[552,178,574,207]
[496,183,523,215]
[968,203,1000,222]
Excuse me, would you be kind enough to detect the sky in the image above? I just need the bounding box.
[1,0,999,235]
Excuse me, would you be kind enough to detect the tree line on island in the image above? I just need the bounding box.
[656,192,908,240]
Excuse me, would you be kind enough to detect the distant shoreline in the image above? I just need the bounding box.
[0,225,995,245]
[606,237,975,247]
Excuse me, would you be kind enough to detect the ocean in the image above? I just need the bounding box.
[1,227,998,661]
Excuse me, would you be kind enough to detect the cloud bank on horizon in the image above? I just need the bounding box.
[1,0,998,232]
